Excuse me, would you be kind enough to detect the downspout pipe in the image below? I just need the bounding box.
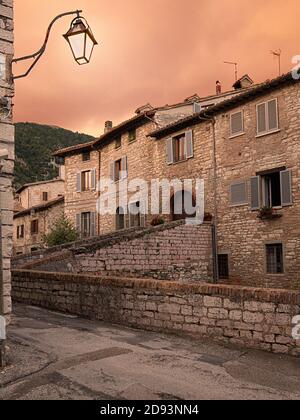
[198,115,219,284]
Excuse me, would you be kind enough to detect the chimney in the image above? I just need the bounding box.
[104,120,113,133]
[216,81,222,95]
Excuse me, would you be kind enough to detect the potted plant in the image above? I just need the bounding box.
[257,206,282,220]
[150,215,165,226]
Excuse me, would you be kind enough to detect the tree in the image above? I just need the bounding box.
[43,214,78,247]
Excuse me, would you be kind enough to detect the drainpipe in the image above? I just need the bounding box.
[198,115,219,283]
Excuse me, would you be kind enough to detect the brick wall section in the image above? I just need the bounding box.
[22,221,213,283]
[11,269,300,356]
[0,0,14,322]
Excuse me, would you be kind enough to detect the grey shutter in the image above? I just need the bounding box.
[268,99,278,131]
[230,182,247,205]
[166,138,174,165]
[76,173,81,192]
[230,111,243,136]
[76,214,81,234]
[110,162,115,182]
[280,169,292,206]
[185,130,194,159]
[91,169,96,190]
[90,212,96,237]
[250,176,260,210]
[193,103,202,114]
[257,103,266,134]
[121,156,128,179]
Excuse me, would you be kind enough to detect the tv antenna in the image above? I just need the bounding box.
[224,61,238,82]
[270,49,282,76]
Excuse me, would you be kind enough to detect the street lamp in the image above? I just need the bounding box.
[64,17,98,65]
[12,10,97,80]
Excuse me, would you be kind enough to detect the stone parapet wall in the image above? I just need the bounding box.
[12,269,300,356]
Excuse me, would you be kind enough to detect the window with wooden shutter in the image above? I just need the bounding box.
[250,176,260,210]
[121,156,128,180]
[166,138,173,165]
[257,99,278,135]
[280,169,292,206]
[185,130,194,159]
[230,181,247,206]
[0,54,6,80]
[91,169,96,190]
[76,214,81,234]
[76,173,82,192]
[268,99,278,131]
[110,162,115,182]
[230,111,244,137]
[257,103,266,134]
[90,212,96,237]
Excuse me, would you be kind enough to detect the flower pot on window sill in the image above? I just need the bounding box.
[257,207,282,220]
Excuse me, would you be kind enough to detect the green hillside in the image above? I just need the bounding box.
[14,122,94,189]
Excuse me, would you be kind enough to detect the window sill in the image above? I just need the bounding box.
[229,132,245,140]
[255,129,280,138]
[230,202,249,208]
[169,157,193,166]
[128,140,137,145]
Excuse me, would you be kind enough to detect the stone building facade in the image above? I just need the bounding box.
[54,86,246,237]
[15,178,65,210]
[150,73,300,289]
[13,196,64,255]
[54,73,300,289]
[0,0,14,327]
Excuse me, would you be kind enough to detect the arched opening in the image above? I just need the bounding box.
[116,206,125,230]
[171,190,196,221]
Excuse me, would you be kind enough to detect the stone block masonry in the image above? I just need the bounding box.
[12,269,300,356]
[0,0,14,329]
[15,221,214,283]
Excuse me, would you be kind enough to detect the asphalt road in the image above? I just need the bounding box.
[1,304,300,400]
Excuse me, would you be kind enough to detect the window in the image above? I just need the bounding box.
[82,151,91,162]
[166,131,194,165]
[114,159,122,182]
[17,225,24,239]
[110,157,127,182]
[262,171,281,207]
[218,254,229,279]
[173,134,186,163]
[77,169,96,192]
[115,136,122,149]
[251,169,292,210]
[31,220,39,235]
[0,54,5,80]
[256,99,279,135]
[81,171,90,191]
[230,181,247,206]
[76,212,96,238]
[266,244,284,274]
[129,201,145,228]
[42,192,48,202]
[116,207,125,230]
[128,129,137,143]
[230,111,244,137]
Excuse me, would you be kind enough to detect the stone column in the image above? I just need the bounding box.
[0,0,14,367]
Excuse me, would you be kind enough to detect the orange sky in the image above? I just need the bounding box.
[13,0,300,137]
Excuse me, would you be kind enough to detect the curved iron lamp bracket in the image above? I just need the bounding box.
[12,10,82,80]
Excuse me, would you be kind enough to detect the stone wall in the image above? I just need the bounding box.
[11,269,300,356]
[17,221,213,283]
[74,222,212,282]
[0,0,14,323]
